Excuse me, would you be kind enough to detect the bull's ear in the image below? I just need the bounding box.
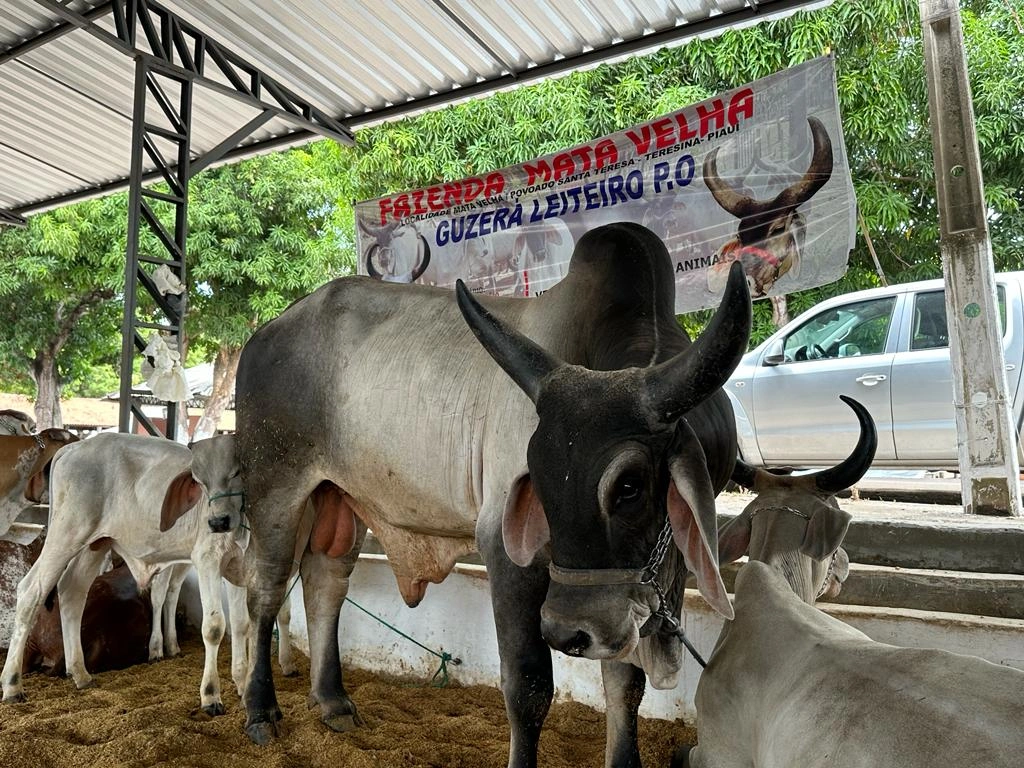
[502,475,549,567]
[161,471,201,532]
[667,423,733,620]
[800,503,852,561]
[24,449,60,502]
[24,469,47,503]
[717,511,752,565]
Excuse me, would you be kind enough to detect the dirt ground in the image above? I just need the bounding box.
[0,630,693,768]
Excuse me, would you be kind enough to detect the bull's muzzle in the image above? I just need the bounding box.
[208,514,232,533]
[540,616,593,657]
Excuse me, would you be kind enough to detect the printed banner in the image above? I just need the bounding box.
[355,57,855,311]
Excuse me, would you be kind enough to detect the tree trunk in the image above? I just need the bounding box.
[31,352,63,429]
[192,345,242,440]
[28,289,113,431]
[770,295,791,328]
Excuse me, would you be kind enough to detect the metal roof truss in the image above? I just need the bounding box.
[28,0,355,146]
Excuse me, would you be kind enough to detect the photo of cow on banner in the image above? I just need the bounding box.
[355,56,855,311]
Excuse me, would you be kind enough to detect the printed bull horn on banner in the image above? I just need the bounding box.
[360,219,432,284]
[704,115,834,299]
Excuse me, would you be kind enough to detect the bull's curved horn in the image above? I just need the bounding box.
[358,218,401,238]
[808,395,877,494]
[703,117,833,218]
[455,280,561,403]
[644,261,752,423]
[365,244,385,280]
[410,236,431,282]
[774,116,833,209]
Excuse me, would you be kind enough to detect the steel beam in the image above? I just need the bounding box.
[0,208,27,228]
[119,55,191,438]
[920,0,1022,515]
[0,3,114,66]
[30,0,353,145]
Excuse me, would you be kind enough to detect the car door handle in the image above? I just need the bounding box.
[855,374,887,386]
[1007,364,1016,371]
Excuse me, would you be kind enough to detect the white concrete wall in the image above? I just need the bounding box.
[181,553,1024,721]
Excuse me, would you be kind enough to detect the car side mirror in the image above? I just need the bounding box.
[762,339,786,366]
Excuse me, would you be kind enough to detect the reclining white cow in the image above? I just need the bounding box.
[0,433,297,715]
[679,397,1024,768]
[0,409,36,436]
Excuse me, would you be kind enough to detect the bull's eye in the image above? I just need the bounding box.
[614,474,643,507]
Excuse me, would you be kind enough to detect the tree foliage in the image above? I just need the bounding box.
[183,142,353,359]
[0,196,126,423]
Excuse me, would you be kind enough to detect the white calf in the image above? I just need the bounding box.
[0,433,293,714]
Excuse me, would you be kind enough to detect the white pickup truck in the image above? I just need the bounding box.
[725,272,1024,470]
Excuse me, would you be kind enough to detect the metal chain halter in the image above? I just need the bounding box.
[547,516,708,668]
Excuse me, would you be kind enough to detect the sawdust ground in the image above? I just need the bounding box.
[0,629,694,768]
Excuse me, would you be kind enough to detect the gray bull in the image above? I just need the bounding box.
[231,222,751,766]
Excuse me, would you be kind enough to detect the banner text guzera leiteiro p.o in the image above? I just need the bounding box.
[354,56,855,312]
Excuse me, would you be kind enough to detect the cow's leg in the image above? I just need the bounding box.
[243,488,309,745]
[161,563,189,658]
[224,579,250,696]
[276,586,296,677]
[57,546,109,690]
[1,548,79,702]
[670,745,696,768]
[148,566,173,661]
[480,530,553,768]
[301,523,366,732]
[194,555,229,716]
[601,660,646,768]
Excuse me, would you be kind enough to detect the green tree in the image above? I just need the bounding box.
[183,142,353,437]
[0,196,126,427]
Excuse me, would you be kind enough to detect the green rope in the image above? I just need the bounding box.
[282,561,302,602]
[271,565,463,686]
[344,596,462,687]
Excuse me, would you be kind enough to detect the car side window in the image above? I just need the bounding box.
[783,296,897,362]
[910,291,948,350]
[910,287,1006,351]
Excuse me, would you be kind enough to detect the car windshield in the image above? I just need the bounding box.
[783,296,897,361]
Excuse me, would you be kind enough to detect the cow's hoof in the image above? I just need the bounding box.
[148,654,163,663]
[246,721,280,746]
[322,712,361,733]
[670,745,693,768]
[281,667,299,678]
[3,692,26,704]
[74,677,95,690]
[202,702,226,717]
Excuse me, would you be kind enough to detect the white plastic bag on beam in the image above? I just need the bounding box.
[141,334,190,403]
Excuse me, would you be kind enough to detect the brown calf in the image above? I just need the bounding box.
[24,563,152,676]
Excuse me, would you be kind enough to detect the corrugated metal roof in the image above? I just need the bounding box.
[0,0,833,216]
